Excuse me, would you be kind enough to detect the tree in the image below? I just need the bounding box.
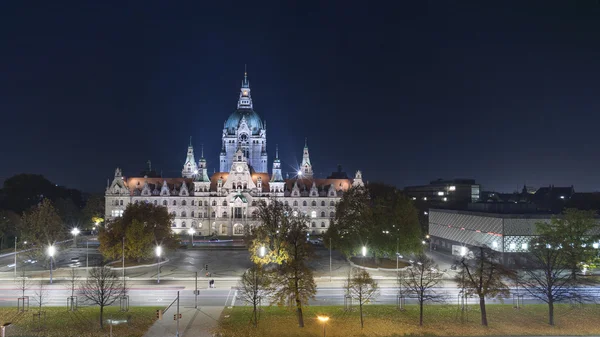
[82,194,105,227]
[33,280,48,311]
[237,264,274,327]
[247,200,291,265]
[66,268,80,311]
[0,210,20,250]
[270,215,317,328]
[80,266,127,329]
[54,197,83,229]
[99,203,176,262]
[19,199,65,256]
[401,254,445,326]
[16,268,31,299]
[325,184,422,262]
[347,268,379,328]
[536,209,600,279]
[520,232,574,326]
[455,246,513,326]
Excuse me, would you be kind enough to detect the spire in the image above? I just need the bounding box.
[201,144,204,158]
[300,139,313,178]
[304,137,308,148]
[237,67,253,109]
[182,141,198,178]
[189,136,192,147]
[275,144,279,159]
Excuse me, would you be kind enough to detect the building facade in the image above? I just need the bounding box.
[105,72,364,235]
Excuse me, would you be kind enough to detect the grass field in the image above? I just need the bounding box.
[216,304,600,337]
[0,306,159,337]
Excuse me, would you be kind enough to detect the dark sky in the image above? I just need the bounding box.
[1,1,600,193]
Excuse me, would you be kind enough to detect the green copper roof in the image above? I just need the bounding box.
[224,108,264,135]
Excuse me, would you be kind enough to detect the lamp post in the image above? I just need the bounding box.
[188,228,195,247]
[71,228,80,247]
[14,237,17,278]
[86,239,89,278]
[259,245,266,258]
[317,316,329,337]
[396,253,403,271]
[362,246,367,257]
[329,237,332,282]
[48,245,56,284]
[156,246,162,284]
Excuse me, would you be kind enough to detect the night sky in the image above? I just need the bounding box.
[1,1,599,193]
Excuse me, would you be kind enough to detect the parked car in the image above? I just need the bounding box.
[209,238,219,242]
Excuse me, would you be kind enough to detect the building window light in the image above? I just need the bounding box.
[509,243,516,250]
[423,197,427,201]
[593,242,599,249]
[560,195,565,199]
[412,197,416,200]
[492,241,498,248]
[448,186,456,191]
[521,243,528,250]
[424,211,428,215]
[443,197,447,202]
[437,191,444,196]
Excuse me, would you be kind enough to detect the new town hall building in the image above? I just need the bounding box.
[105,72,364,236]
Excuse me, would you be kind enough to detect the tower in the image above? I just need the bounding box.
[270,145,285,194]
[300,138,313,178]
[182,138,198,178]
[194,145,211,194]
[220,69,267,172]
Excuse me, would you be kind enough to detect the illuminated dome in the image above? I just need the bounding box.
[224,108,264,135]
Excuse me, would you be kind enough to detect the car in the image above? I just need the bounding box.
[70,257,80,262]
[209,238,219,242]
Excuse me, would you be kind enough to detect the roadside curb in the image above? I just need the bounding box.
[108,258,170,270]
[347,257,410,272]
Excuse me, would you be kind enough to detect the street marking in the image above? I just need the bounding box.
[229,290,238,308]
[224,288,233,307]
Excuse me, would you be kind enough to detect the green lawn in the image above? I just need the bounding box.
[216,304,600,337]
[0,306,160,337]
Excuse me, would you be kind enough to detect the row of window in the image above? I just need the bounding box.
[311,222,327,228]
[169,210,335,218]
[110,210,124,217]
[111,199,339,207]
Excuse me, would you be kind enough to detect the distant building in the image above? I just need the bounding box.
[404,178,480,205]
[428,208,600,265]
[477,184,574,213]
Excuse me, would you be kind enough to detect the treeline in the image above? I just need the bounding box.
[0,173,104,250]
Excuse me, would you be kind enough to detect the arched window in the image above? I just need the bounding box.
[222,211,228,218]
[311,201,316,206]
[182,200,187,206]
[163,200,167,206]
[222,200,227,206]
[251,200,257,206]
[330,211,335,217]
[321,201,325,206]
[284,201,289,206]
[212,200,217,206]
[321,222,326,228]
[251,210,257,219]
[191,200,195,206]
[311,211,317,218]
[181,211,187,217]
[173,200,177,206]
[303,201,307,207]
[293,201,298,206]
[171,211,176,216]
[191,211,195,217]
[153,200,157,205]
[134,200,139,204]
[181,221,186,228]
[119,200,123,206]
[330,201,334,206]
[321,211,325,217]
[171,223,176,228]
[204,201,208,206]
[211,211,215,218]
[312,222,316,227]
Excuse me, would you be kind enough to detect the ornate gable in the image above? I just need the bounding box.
[160,180,170,196]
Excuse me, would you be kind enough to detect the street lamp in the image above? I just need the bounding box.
[156,246,162,284]
[317,316,329,337]
[362,246,367,257]
[297,170,303,177]
[259,245,266,258]
[48,245,56,284]
[71,228,80,247]
[188,228,195,247]
[396,253,403,270]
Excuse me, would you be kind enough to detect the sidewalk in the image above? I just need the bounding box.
[143,306,224,337]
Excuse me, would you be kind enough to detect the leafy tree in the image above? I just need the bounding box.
[82,194,105,227]
[247,200,291,265]
[536,209,600,279]
[455,246,514,326]
[124,219,154,262]
[19,199,65,255]
[347,268,379,328]
[237,264,274,327]
[520,232,575,326]
[99,203,176,262]
[401,254,445,326]
[0,210,20,250]
[270,214,317,328]
[325,183,421,262]
[80,266,127,329]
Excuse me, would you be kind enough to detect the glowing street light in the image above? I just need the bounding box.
[155,246,162,284]
[188,228,195,247]
[71,227,80,247]
[48,245,56,284]
[259,246,266,258]
[297,170,303,177]
[362,246,367,257]
[317,316,330,337]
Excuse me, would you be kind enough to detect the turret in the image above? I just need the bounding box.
[182,137,198,178]
[270,145,285,194]
[300,138,313,178]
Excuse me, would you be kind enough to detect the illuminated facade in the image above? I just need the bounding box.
[105,72,364,235]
